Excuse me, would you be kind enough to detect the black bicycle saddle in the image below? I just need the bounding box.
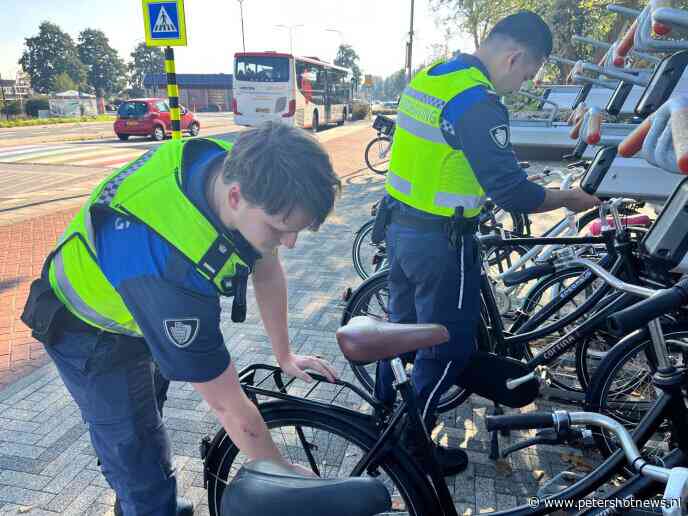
[220,459,391,516]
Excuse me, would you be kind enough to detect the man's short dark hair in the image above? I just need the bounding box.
[222,122,341,229]
[485,11,553,61]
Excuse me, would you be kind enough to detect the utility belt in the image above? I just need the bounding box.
[370,196,479,247]
[21,252,124,346]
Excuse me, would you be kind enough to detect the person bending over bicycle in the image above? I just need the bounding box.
[20,123,340,516]
[372,11,599,477]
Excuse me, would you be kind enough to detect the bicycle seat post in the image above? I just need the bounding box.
[391,357,459,516]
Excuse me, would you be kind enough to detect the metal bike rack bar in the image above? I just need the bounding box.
[635,5,688,52]
[607,4,642,18]
[653,7,688,30]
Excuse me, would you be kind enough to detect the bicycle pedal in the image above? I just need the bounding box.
[536,471,585,499]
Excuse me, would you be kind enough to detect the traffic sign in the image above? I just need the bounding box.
[142,0,187,47]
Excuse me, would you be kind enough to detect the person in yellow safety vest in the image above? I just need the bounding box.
[374,11,600,476]
[21,123,341,516]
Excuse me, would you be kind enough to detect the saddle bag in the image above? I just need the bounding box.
[455,351,539,408]
[370,196,392,245]
[20,276,67,346]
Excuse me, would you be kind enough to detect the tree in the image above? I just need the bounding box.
[1,101,22,118]
[334,44,362,88]
[19,21,86,93]
[77,29,126,97]
[383,70,407,100]
[24,96,49,117]
[128,43,165,94]
[429,0,523,49]
[53,72,77,92]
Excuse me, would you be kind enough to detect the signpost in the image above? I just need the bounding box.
[142,0,187,139]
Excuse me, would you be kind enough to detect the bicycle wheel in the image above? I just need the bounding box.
[204,401,438,516]
[364,136,392,175]
[352,218,387,280]
[341,270,474,413]
[584,325,688,468]
[515,267,606,393]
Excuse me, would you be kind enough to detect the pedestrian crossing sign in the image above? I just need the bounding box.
[142,0,187,47]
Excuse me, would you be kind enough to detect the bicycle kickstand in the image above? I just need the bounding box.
[489,403,507,460]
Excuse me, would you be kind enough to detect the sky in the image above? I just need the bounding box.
[0,0,474,82]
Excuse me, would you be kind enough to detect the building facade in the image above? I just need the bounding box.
[143,73,233,112]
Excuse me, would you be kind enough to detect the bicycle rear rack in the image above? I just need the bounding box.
[237,363,386,415]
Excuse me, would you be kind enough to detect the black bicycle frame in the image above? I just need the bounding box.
[228,362,688,516]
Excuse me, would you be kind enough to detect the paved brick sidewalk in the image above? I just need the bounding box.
[0,125,602,515]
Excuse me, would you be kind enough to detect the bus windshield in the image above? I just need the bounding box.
[235,56,290,83]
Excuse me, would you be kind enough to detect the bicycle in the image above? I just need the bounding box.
[341,199,648,417]
[201,268,688,515]
[364,115,395,175]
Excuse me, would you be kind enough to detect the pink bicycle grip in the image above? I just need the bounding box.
[652,0,673,35]
[618,117,652,157]
[614,21,637,66]
[586,110,602,145]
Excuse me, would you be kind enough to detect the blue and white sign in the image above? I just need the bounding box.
[149,3,179,39]
[142,0,187,47]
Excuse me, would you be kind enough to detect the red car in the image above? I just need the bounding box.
[114,98,200,141]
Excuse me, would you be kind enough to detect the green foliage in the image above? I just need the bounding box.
[19,21,87,93]
[427,0,649,81]
[77,29,126,97]
[351,100,370,120]
[334,44,362,87]
[128,43,165,92]
[0,114,114,128]
[383,70,407,101]
[1,101,22,117]
[24,95,50,117]
[53,72,77,92]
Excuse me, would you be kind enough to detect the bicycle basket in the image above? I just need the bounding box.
[372,115,395,136]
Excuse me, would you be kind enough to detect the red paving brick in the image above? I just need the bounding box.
[0,124,378,387]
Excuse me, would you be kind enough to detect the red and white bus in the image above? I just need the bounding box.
[233,51,352,131]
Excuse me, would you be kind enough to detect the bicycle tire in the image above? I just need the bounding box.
[364,136,392,175]
[341,270,475,413]
[352,218,387,280]
[584,324,688,468]
[204,400,439,516]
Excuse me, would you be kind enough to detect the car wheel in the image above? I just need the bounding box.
[312,111,319,133]
[151,125,165,141]
[116,133,129,141]
[188,122,200,137]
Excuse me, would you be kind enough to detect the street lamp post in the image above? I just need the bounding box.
[237,0,246,53]
[274,24,303,55]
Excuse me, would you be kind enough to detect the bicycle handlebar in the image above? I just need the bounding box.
[486,410,671,482]
[607,279,688,336]
[486,412,554,432]
[501,263,556,287]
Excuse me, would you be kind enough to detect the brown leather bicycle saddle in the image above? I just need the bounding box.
[336,316,449,365]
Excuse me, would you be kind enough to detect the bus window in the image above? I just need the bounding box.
[328,69,351,105]
[296,60,325,105]
[235,56,289,82]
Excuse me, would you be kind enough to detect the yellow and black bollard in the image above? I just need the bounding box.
[164,46,181,140]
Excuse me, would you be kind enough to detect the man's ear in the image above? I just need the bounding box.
[507,49,524,70]
[227,183,242,210]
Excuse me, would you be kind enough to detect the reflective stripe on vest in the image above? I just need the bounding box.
[385,61,493,218]
[387,170,485,209]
